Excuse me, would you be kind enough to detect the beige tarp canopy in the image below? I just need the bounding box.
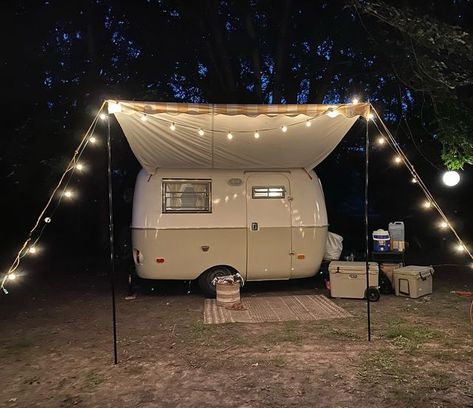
[108,100,370,174]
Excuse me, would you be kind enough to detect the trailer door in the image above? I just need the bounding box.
[246,173,292,280]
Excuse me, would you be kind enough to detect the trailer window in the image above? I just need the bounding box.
[162,179,212,213]
[252,186,285,199]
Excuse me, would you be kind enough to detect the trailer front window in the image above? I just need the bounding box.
[162,179,212,213]
[252,186,285,199]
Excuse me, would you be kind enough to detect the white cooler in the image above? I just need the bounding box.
[329,261,379,299]
[393,266,434,298]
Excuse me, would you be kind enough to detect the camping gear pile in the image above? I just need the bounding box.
[372,221,406,253]
[324,232,344,261]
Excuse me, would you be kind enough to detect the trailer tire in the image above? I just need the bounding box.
[365,286,380,302]
[198,266,233,298]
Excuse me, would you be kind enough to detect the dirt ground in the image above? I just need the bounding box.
[0,264,472,408]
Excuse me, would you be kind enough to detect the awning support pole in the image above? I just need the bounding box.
[107,114,119,364]
[364,115,372,341]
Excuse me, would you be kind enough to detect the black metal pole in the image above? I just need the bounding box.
[365,114,371,342]
[107,114,118,364]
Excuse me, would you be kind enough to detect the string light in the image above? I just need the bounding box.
[393,155,402,164]
[227,132,233,140]
[89,136,97,144]
[169,122,176,131]
[376,136,386,146]
[254,131,260,139]
[456,243,466,253]
[305,120,312,127]
[99,113,107,121]
[351,97,359,104]
[439,221,449,229]
[422,200,432,209]
[64,190,73,199]
[368,113,374,120]
[281,125,288,133]
[140,114,148,122]
[107,102,122,114]
[198,128,205,136]
[7,273,17,281]
[411,177,417,183]
[75,163,84,171]
[44,217,51,223]
[28,246,37,255]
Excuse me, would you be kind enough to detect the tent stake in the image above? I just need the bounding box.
[364,115,371,341]
[107,114,119,364]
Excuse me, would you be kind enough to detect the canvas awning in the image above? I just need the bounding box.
[108,100,370,174]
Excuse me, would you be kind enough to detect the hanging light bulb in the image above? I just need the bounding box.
[44,217,51,223]
[140,114,148,122]
[368,113,375,120]
[411,177,417,183]
[64,190,73,199]
[351,97,359,104]
[377,137,386,146]
[29,246,37,255]
[169,122,176,131]
[393,155,402,164]
[254,131,260,139]
[7,273,17,281]
[456,243,466,252]
[227,132,233,140]
[89,136,97,144]
[281,125,288,133]
[326,108,339,118]
[305,120,312,127]
[99,113,107,121]
[75,163,84,171]
[422,200,432,209]
[198,128,205,136]
[439,221,448,229]
[442,170,460,187]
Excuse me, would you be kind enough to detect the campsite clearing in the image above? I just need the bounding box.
[0,265,472,407]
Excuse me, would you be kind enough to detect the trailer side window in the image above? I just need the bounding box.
[162,179,212,213]
[252,186,285,199]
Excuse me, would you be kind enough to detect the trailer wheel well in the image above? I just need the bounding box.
[199,265,240,279]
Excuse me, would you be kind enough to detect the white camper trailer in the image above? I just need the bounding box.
[108,100,370,296]
[132,168,328,295]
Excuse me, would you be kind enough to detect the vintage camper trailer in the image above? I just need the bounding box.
[132,168,328,296]
[108,100,370,296]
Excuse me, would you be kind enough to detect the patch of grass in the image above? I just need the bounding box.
[260,321,303,345]
[271,356,287,368]
[384,321,442,351]
[325,328,361,341]
[85,371,104,388]
[358,350,409,384]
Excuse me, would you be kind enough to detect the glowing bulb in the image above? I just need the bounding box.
[254,131,260,139]
[29,246,37,254]
[305,120,312,127]
[368,113,374,120]
[393,155,402,164]
[281,125,288,133]
[439,221,448,229]
[140,114,148,122]
[99,113,107,121]
[411,177,417,183]
[326,110,339,118]
[422,200,432,209]
[377,137,386,146]
[169,122,176,131]
[352,97,359,104]
[442,170,460,187]
[198,128,205,136]
[7,273,17,281]
[456,244,466,252]
[89,136,97,144]
[107,102,122,114]
[64,190,73,199]
[227,132,233,140]
[75,163,84,171]
[44,217,51,223]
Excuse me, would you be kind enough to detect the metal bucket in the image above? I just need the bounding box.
[216,282,240,307]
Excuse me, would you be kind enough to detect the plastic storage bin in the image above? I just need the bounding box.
[373,229,390,252]
[393,266,434,298]
[329,261,380,300]
[389,221,405,252]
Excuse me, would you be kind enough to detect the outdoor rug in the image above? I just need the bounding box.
[203,294,352,324]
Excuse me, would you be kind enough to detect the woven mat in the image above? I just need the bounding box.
[203,294,352,324]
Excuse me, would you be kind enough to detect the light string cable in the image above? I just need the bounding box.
[1,101,107,292]
[370,104,473,261]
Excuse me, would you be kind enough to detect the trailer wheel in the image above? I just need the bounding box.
[198,266,233,298]
[365,287,381,302]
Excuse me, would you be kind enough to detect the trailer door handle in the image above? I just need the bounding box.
[251,222,259,231]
